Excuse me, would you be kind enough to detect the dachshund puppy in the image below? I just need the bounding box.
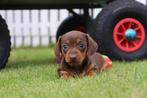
[55,30,112,79]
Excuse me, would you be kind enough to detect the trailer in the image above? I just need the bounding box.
[0,0,147,69]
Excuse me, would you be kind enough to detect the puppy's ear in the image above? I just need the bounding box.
[86,34,98,56]
[55,36,62,58]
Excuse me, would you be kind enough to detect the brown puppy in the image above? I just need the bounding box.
[55,30,112,79]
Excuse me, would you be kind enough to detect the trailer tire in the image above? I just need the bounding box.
[94,0,147,60]
[56,15,88,40]
[0,15,11,69]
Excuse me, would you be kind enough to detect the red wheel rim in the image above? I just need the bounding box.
[75,25,86,33]
[113,18,146,52]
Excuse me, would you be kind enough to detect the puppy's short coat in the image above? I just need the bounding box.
[55,31,112,79]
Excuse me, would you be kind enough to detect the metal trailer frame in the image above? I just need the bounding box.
[0,0,114,9]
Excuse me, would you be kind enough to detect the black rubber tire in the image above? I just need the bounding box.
[56,15,89,40]
[0,15,11,69]
[94,0,147,60]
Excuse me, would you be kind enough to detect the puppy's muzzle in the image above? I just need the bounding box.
[67,53,81,66]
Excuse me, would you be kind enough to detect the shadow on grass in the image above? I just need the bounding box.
[6,57,57,69]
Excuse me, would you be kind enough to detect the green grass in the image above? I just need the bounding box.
[0,47,147,98]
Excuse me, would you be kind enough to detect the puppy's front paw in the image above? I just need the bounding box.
[81,70,96,77]
[81,64,96,77]
[86,70,96,76]
[59,70,73,79]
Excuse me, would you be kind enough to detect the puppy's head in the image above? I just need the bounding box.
[55,30,98,67]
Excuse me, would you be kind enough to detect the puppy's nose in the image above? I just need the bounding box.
[70,54,76,60]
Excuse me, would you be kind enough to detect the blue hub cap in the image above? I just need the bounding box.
[125,29,136,41]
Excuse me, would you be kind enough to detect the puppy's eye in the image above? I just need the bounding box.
[79,44,85,49]
[62,44,69,52]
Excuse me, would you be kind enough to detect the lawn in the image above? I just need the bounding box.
[0,47,147,98]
